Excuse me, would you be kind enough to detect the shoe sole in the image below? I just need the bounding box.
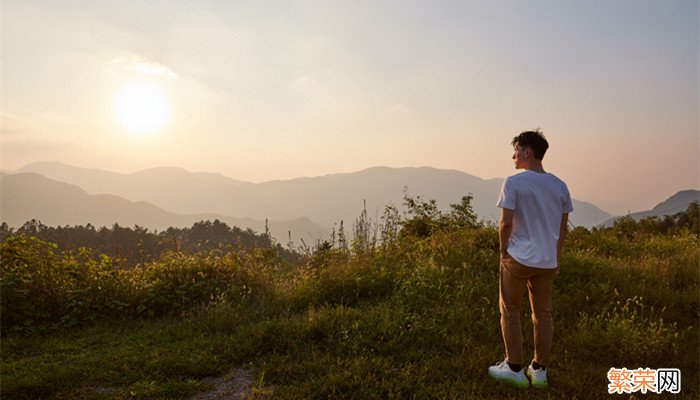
[488,372,529,388]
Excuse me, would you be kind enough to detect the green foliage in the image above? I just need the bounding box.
[448,194,480,229]
[1,236,61,333]
[399,190,480,239]
[379,203,401,247]
[0,237,278,335]
[569,296,681,364]
[603,201,700,240]
[401,191,443,238]
[352,200,375,255]
[1,200,698,399]
[0,219,299,267]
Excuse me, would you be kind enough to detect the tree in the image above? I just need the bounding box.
[449,194,479,229]
[401,189,444,238]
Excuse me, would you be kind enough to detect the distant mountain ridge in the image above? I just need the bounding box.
[11,162,613,229]
[14,162,244,208]
[599,190,700,227]
[0,172,328,244]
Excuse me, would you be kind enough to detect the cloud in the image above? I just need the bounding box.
[133,62,178,79]
[104,55,177,79]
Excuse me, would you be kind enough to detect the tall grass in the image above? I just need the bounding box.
[1,221,698,399]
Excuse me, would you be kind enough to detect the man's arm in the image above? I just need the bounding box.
[556,213,569,271]
[499,208,514,259]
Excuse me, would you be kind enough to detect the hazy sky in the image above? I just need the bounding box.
[2,0,698,215]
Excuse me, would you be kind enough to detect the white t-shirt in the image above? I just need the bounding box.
[497,170,573,269]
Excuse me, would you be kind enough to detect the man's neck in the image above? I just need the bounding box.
[525,161,546,174]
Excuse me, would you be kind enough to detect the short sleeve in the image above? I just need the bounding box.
[562,184,573,213]
[497,178,517,210]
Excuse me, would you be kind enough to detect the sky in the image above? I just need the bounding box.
[2,0,698,215]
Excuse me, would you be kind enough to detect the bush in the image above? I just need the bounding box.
[1,236,62,333]
[0,236,278,335]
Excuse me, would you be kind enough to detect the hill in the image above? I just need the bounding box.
[15,162,244,212]
[2,216,697,398]
[14,162,612,228]
[599,190,700,227]
[0,172,328,244]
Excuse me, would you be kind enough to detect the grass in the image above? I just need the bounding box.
[1,227,698,399]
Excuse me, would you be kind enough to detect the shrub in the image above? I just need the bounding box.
[1,236,61,333]
[0,236,279,335]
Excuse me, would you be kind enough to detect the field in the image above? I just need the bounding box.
[1,204,698,399]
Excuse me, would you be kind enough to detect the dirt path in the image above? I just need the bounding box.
[190,368,273,400]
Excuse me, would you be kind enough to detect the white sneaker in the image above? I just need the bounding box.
[488,361,529,388]
[526,363,548,388]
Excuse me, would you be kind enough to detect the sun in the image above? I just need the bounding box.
[113,81,170,134]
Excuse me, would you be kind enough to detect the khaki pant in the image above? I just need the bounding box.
[499,254,556,366]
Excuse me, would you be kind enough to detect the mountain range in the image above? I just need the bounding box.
[2,162,695,243]
[11,162,612,227]
[0,172,328,245]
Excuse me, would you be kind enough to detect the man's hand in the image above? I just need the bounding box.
[555,213,569,276]
[499,208,514,263]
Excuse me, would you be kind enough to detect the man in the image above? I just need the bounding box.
[488,130,573,388]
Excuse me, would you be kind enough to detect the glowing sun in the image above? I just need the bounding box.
[113,81,170,134]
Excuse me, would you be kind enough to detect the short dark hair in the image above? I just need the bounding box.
[511,129,549,160]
